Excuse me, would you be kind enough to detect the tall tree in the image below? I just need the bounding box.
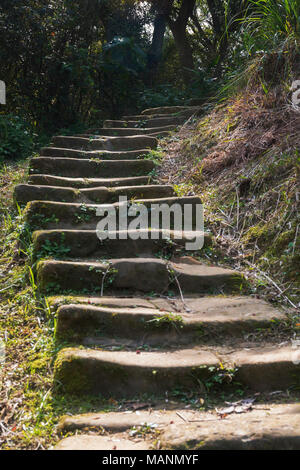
[147,0,174,75]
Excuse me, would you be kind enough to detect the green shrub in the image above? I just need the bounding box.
[137,84,186,110]
[0,114,35,161]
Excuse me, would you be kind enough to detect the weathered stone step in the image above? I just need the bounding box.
[32,229,210,259]
[149,130,173,138]
[40,148,150,160]
[25,196,203,230]
[160,403,300,450]
[104,116,186,129]
[51,135,157,151]
[54,345,300,397]
[46,294,274,317]
[141,106,200,116]
[37,257,244,295]
[86,125,176,136]
[54,296,284,345]
[122,113,183,120]
[28,174,150,188]
[15,184,174,205]
[56,404,300,450]
[47,295,159,311]
[29,157,155,178]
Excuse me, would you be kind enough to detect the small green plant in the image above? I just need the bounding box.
[194,364,239,392]
[129,423,159,438]
[134,120,147,128]
[141,149,164,165]
[74,204,95,223]
[173,182,194,197]
[29,213,59,229]
[37,235,71,260]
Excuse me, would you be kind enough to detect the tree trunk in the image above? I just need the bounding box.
[146,13,168,84]
[168,0,196,84]
[169,21,194,80]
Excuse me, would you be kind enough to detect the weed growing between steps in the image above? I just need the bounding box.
[35,235,71,261]
[158,87,300,327]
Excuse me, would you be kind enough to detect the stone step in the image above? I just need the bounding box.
[25,196,203,230]
[15,184,174,205]
[51,135,157,151]
[37,257,244,295]
[56,404,300,450]
[86,125,176,136]
[122,113,182,120]
[47,295,161,311]
[28,174,151,188]
[55,435,150,450]
[54,296,284,345]
[32,229,211,259]
[29,157,155,178]
[103,116,186,129]
[53,345,300,397]
[160,403,300,450]
[40,148,150,160]
[79,132,172,140]
[141,106,200,116]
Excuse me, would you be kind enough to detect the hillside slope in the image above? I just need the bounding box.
[158,85,300,312]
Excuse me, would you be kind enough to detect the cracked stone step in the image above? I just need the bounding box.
[56,404,300,450]
[103,116,186,128]
[51,135,157,151]
[28,175,151,188]
[141,106,200,116]
[40,148,151,160]
[15,184,174,205]
[36,257,244,295]
[29,157,155,178]
[54,296,284,345]
[53,345,300,397]
[86,125,176,136]
[25,196,203,230]
[32,228,211,259]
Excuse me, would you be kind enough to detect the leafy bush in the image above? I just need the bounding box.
[98,36,147,117]
[0,114,35,161]
[137,84,187,110]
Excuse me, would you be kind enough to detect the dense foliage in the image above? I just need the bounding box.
[1,0,300,157]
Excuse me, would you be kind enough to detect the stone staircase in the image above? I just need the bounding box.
[15,105,300,450]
